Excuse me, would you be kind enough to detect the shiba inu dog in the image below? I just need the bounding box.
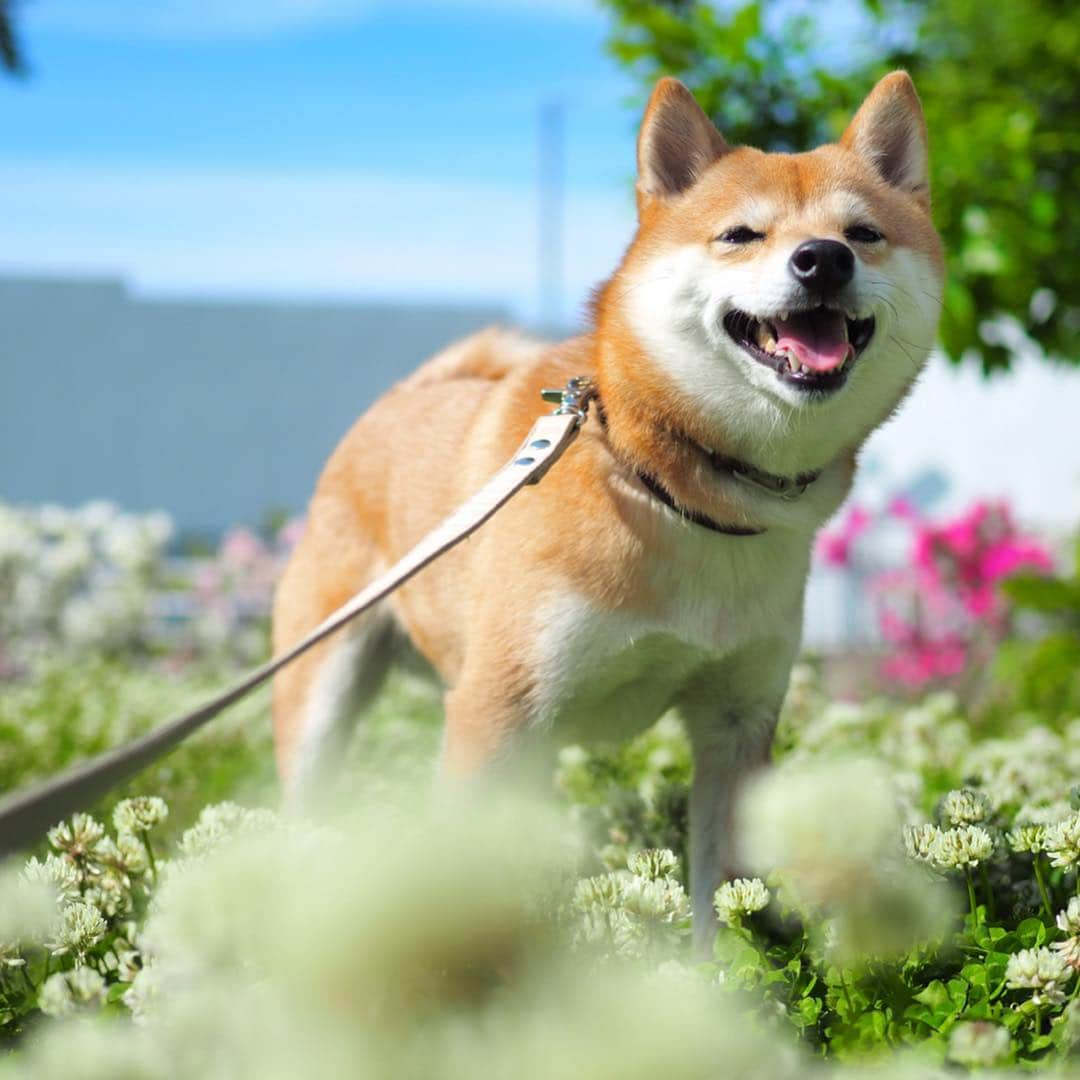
[272,72,943,950]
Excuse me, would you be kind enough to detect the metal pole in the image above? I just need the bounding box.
[537,99,565,333]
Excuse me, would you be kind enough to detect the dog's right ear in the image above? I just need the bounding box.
[637,78,729,211]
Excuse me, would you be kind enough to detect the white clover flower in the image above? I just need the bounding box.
[38,967,106,1018]
[0,505,35,566]
[144,511,174,548]
[1005,947,1071,1006]
[1007,824,1045,854]
[1054,897,1080,972]
[47,813,105,860]
[903,823,942,863]
[947,1020,1010,1067]
[83,869,133,920]
[103,516,160,574]
[940,788,992,826]
[48,901,107,960]
[122,963,160,1022]
[573,874,623,913]
[929,825,995,871]
[23,852,82,901]
[646,746,677,771]
[113,939,142,983]
[113,796,169,836]
[99,833,150,877]
[0,942,25,969]
[176,802,277,861]
[626,849,679,882]
[75,500,119,535]
[652,713,684,743]
[556,745,588,769]
[1044,811,1080,869]
[1057,897,1080,937]
[1016,800,1073,828]
[1054,936,1080,974]
[714,878,770,926]
[41,534,93,585]
[620,876,690,923]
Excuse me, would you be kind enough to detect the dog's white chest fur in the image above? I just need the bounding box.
[528,514,811,742]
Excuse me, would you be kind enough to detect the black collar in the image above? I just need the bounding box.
[593,396,818,538]
[635,471,765,537]
[701,447,820,502]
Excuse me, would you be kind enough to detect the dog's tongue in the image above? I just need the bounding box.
[774,310,853,372]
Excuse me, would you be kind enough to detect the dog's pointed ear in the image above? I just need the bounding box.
[841,71,930,208]
[637,78,729,210]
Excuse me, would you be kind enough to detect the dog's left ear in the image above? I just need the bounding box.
[637,78,729,212]
[841,71,930,209]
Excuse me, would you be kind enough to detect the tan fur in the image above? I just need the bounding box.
[272,73,943,946]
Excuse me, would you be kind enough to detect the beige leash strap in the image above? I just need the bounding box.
[0,380,595,859]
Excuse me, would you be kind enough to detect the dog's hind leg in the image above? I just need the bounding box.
[271,511,397,808]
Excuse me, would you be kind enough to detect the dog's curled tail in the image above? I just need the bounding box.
[402,326,549,389]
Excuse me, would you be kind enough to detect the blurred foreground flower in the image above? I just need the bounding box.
[739,758,954,962]
[946,1020,1010,1068]
[38,968,107,1018]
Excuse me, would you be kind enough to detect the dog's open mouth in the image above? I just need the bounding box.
[723,307,875,393]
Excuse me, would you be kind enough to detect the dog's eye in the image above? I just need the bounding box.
[845,224,884,244]
[717,226,765,245]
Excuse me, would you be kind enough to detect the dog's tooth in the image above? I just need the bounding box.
[779,310,789,322]
[757,320,777,352]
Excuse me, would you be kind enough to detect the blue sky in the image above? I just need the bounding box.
[2,0,639,324]
[4,0,1079,525]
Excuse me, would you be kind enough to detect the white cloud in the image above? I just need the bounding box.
[0,160,632,325]
[27,0,601,39]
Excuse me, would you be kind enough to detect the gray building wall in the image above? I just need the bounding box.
[0,276,507,534]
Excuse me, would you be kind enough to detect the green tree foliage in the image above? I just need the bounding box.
[603,0,1080,372]
[0,0,23,75]
[996,537,1080,720]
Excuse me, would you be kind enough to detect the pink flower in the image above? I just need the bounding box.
[868,497,1052,692]
[981,538,1053,581]
[880,638,967,688]
[888,496,918,521]
[277,517,306,551]
[816,505,872,568]
[220,527,266,568]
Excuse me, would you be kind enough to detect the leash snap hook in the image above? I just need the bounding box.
[540,376,597,426]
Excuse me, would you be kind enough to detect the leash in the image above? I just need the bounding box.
[0,378,597,859]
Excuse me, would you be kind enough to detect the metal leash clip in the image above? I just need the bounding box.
[540,376,597,425]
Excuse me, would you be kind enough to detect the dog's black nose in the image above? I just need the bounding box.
[788,239,855,296]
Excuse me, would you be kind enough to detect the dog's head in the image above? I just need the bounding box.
[599,73,943,471]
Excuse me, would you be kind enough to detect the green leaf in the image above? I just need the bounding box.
[1016,918,1049,948]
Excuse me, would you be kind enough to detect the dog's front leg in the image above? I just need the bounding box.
[681,639,799,957]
